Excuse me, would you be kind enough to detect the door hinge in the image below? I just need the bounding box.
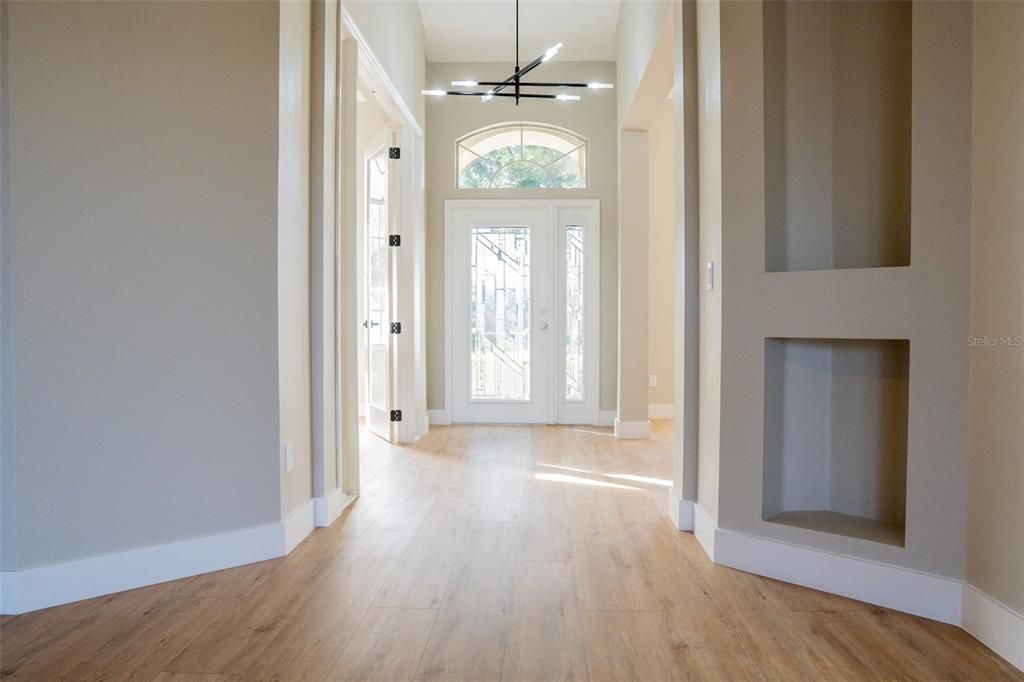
[388,234,401,247]
[390,322,402,334]
[388,146,401,160]
[390,409,402,422]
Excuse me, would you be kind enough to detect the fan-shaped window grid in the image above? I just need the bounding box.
[457,124,588,189]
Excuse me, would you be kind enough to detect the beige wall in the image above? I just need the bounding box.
[648,99,675,407]
[424,61,619,412]
[616,0,672,126]
[1,1,282,568]
[617,129,650,425]
[967,0,1024,615]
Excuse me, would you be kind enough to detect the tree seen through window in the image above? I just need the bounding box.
[457,124,587,189]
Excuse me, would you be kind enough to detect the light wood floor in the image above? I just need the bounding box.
[1,423,1019,681]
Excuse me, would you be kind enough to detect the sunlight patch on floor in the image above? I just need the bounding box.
[537,463,672,488]
[534,472,643,490]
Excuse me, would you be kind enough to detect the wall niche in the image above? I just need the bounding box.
[764,0,912,272]
[763,338,909,546]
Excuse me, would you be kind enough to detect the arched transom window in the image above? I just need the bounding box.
[457,123,588,189]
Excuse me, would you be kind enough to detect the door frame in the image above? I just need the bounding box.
[444,198,601,425]
[334,9,426,500]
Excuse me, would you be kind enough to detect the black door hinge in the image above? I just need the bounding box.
[388,147,401,160]
[390,322,402,334]
[390,409,402,422]
[388,234,401,247]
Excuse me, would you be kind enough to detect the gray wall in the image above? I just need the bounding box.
[967,0,1024,615]
[1,0,282,569]
[424,61,619,412]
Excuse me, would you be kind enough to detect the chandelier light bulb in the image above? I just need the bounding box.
[542,42,563,62]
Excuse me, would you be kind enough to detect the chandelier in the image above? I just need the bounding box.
[421,0,614,104]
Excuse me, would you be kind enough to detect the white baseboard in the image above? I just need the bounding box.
[597,410,616,427]
[0,498,326,615]
[427,409,451,425]
[963,583,1024,671]
[0,521,285,615]
[648,403,675,420]
[282,498,316,553]
[694,502,716,560]
[667,487,694,531]
[614,418,650,439]
[314,488,357,528]
[713,526,963,625]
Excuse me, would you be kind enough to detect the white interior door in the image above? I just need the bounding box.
[364,149,392,439]
[450,206,553,423]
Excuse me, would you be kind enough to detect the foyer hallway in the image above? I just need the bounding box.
[0,424,1017,681]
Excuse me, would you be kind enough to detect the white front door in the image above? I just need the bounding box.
[448,201,600,424]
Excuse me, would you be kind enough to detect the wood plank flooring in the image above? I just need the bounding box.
[0,423,1019,681]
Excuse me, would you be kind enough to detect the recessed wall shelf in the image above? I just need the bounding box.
[763,0,912,272]
[762,338,910,546]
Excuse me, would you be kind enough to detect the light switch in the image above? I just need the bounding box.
[706,261,715,291]
[284,442,295,473]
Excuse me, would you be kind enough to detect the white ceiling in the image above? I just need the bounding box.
[417,0,622,63]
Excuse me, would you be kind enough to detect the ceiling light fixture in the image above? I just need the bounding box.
[418,0,613,105]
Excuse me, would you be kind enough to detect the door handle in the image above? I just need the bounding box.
[540,322,549,330]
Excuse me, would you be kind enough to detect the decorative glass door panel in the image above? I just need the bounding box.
[470,227,531,401]
[364,152,392,439]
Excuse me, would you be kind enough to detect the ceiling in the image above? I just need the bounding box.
[417,0,622,63]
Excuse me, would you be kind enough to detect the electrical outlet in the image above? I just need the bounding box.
[284,442,294,473]
[649,374,658,388]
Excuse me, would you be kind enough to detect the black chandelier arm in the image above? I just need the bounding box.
[475,81,593,88]
[433,91,566,99]
[488,53,547,98]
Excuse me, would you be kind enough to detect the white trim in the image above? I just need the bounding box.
[648,403,675,419]
[282,499,316,553]
[614,418,650,439]
[694,502,716,560]
[667,487,694,531]
[962,583,1024,672]
[428,409,452,425]
[597,410,616,427]
[314,488,357,528]
[340,8,422,135]
[0,522,284,615]
[713,527,963,625]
